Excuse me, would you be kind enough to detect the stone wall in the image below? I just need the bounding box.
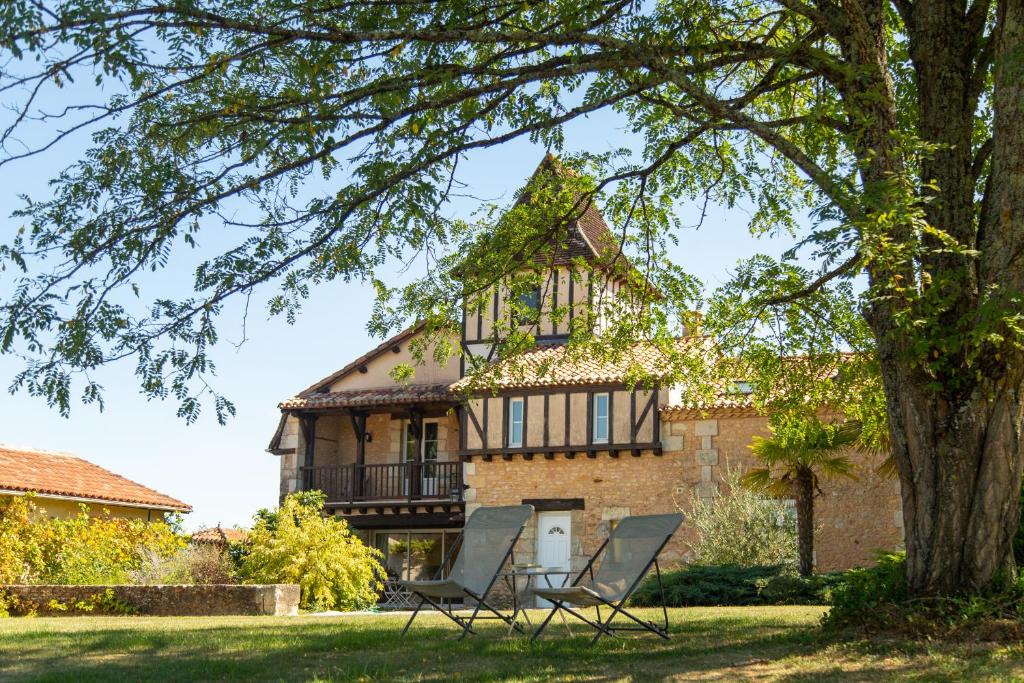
[464,412,904,573]
[1,584,300,617]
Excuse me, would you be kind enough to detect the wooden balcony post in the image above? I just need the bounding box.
[408,409,423,501]
[350,411,367,499]
[298,414,318,492]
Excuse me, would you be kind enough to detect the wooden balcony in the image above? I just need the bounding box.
[300,461,464,506]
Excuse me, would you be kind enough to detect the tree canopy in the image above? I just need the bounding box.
[0,0,1020,595]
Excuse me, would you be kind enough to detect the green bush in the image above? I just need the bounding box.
[824,552,1024,638]
[0,494,185,586]
[685,467,798,568]
[630,564,842,607]
[824,551,909,627]
[237,491,383,611]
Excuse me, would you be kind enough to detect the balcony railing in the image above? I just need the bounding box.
[300,461,464,504]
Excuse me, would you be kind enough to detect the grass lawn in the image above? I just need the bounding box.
[0,606,1022,682]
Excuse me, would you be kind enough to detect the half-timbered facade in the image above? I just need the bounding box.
[267,157,905,592]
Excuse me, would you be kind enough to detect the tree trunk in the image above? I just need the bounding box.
[847,0,1024,596]
[880,0,1024,596]
[795,469,815,577]
[880,363,1024,595]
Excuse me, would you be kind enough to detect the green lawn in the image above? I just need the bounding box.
[0,607,1021,682]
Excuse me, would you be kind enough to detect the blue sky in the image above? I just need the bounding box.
[0,97,793,530]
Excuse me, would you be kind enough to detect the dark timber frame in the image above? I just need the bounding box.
[458,384,662,460]
[298,414,318,491]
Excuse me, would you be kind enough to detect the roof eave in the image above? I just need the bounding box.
[0,488,192,513]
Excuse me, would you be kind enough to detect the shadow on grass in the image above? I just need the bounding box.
[0,608,1018,682]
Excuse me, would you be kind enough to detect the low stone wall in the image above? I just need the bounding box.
[1,584,300,617]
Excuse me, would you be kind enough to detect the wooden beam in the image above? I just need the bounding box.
[456,442,662,458]
[652,383,661,444]
[608,390,615,443]
[522,497,585,512]
[502,395,510,448]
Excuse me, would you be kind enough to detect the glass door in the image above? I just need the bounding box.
[401,420,440,497]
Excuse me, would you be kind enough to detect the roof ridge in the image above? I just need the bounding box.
[0,443,81,459]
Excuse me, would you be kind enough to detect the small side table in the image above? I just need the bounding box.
[499,565,573,636]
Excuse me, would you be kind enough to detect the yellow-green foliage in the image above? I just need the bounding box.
[0,495,185,586]
[0,496,44,584]
[238,493,383,611]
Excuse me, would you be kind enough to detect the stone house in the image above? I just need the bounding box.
[267,158,904,585]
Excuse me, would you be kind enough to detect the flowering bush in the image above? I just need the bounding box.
[237,492,383,611]
[0,494,185,586]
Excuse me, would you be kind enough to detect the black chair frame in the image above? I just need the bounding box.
[400,524,529,639]
[530,534,673,645]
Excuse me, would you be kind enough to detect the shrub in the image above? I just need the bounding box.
[237,491,383,611]
[685,467,798,568]
[0,494,185,585]
[824,552,1024,640]
[133,544,235,585]
[0,496,44,584]
[630,564,841,607]
[824,551,909,627]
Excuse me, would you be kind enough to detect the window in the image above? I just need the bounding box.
[593,393,609,443]
[513,287,541,326]
[402,421,439,462]
[508,398,524,447]
[423,423,439,462]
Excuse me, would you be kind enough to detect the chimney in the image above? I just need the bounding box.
[680,311,704,337]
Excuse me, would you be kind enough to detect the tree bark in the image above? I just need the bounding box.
[848,0,1024,596]
[795,468,815,577]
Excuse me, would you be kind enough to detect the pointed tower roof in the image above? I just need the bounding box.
[514,153,624,269]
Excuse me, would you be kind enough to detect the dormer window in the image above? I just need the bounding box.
[513,287,541,326]
[732,381,753,394]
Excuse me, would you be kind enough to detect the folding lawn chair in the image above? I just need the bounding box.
[529,513,683,644]
[400,504,534,638]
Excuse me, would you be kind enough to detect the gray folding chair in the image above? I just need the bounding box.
[530,513,683,644]
[400,504,534,638]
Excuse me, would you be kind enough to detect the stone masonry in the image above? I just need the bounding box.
[465,412,905,572]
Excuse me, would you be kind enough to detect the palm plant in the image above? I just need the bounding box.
[743,419,860,576]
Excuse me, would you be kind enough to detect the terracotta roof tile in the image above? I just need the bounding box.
[450,338,703,391]
[0,444,191,512]
[191,526,249,544]
[279,383,453,410]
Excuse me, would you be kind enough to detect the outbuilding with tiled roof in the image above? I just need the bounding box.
[0,444,191,521]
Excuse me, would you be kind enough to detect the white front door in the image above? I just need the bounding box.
[535,511,572,607]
